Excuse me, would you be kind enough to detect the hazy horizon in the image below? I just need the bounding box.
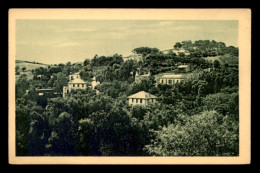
[16,20,238,65]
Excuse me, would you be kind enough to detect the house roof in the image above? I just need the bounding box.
[155,72,187,79]
[68,78,87,84]
[128,91,157,99]
[161,74,185,79]
[178,65,189,68]
[71,72,80,75]
[36,88,54,91]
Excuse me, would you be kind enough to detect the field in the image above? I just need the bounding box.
[15,60,50,81]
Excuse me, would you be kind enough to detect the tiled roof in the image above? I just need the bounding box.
[161,74,186,79]
[36,88,54,91]
[141,74,150,77]
[178,65,189,68]
[128,91,157,99]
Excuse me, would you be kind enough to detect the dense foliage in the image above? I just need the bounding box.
[15,40,239,156]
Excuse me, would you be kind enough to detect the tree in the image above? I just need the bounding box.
[202,92,238,120]
[173,42,182,49]
[46,112,76,155]
[132,47,160,56]
[213,60,220,68]
[145,111,239,156]
[16,98,37,156]
[54,72,68,93]
[15,66,20,72]
[15,74,30,99]
[84,59,91,66]
[28,112,50,156]
[22,67,26,72]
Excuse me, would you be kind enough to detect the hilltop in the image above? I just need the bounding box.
[15,60,50,81]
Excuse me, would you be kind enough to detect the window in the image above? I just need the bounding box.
[140,99,142,103]
[136,99,138,103]
[78,84,80,87]
[82,84,84,87]
[132,98,134,103]
[73,84,75,87]
[168,80,172,84]
[161,79,164,84]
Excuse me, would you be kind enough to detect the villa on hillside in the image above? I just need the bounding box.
[63,72,101,98]
[63,72,88,98]
[128,91,157,106]
[154,65,190,85]
[155,73,187,85]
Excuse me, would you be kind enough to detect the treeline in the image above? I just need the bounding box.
[173,40,238,57]
[16,69,239,156]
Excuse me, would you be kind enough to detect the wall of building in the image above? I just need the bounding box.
[158,78,184,84]
[67,83,87,92]
[128,98,156,106]
[69,74,80,81]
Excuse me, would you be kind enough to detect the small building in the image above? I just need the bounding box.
[128,91,157,106]
[36,88,55,97]
[135,71,151,83]
[37,75,43,79]
[155,73,186,85]
[91,76,100,89]
[177,65,190,73]
[63,72,88,98]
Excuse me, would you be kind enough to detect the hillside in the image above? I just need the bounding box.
[204,54,238,66]
[15,60,50,81]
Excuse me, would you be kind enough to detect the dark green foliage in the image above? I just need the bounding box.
[132,47,160,56]
[145,111,239,156]
[15,40,239,156]
[22,67,26,72]
[16,74,30,99]
[46,112,77,155]
[173,42,182,49]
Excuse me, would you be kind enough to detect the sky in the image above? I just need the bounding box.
[16,20,238,65]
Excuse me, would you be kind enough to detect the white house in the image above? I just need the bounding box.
[128,91,157,106]
[155,73,186,85]
[63,72,88,98]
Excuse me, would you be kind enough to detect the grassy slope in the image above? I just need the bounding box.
[15,60,50,81]
[204,55,238,65]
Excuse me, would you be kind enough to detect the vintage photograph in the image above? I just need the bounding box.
[9,9,251,164]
